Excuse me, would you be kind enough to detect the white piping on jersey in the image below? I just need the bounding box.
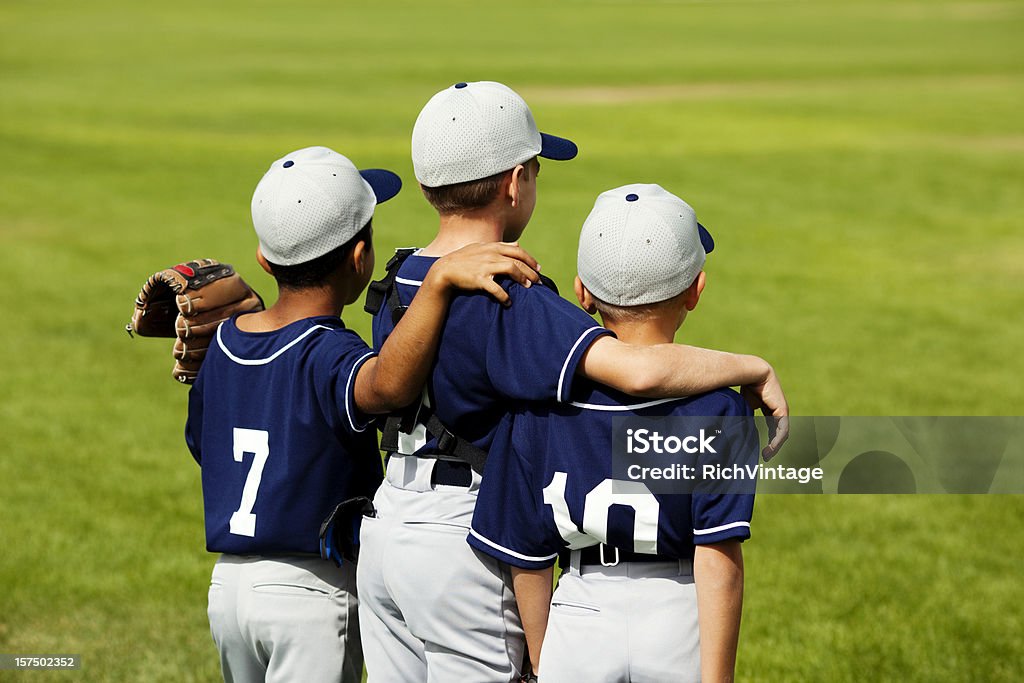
[216,324,332,366]
[568,397,681,412]
[693,521,750,536]
[557,326,605,402]
[395,276,423,287]
[345,352,376,433]
[469,528,559,564]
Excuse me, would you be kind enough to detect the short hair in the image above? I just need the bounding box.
[593,299,660,324]
[267,221,372,290]
[420,158,537,215]
[592,276,696,323]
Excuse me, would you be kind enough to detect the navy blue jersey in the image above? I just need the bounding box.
[371,252,612,454]
[185,315,383,555]
[469,381,757,569]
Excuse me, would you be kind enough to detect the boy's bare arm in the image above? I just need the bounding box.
[512,565,554,675]
[694,541,744,683]
[355,243,540,414]
[578,337,789,458]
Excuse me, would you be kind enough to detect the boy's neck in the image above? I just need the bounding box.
[419,212,505,256]
[601,314,681,347]
[235,287,345,333]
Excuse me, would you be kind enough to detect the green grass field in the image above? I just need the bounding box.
[2,0,1023,680]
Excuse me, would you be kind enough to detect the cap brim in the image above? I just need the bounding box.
[698,223,715,254]
[359,169,402,203]
[539,133,578,161]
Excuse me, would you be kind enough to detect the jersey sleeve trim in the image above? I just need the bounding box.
[569,397,681,412]
[556,326,610,403]
[694,520,750,535]
[693,520,751,546]
[345,351,377,433]
[216,323,332,366]
[468,528,559,569]
[394,276,424,287]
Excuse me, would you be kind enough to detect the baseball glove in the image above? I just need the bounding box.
[127,259,264,383]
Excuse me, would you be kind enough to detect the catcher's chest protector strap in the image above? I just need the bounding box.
[380,407,489,475]
[364,248,417,323]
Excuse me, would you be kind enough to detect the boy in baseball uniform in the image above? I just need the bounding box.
[357,82,786,682]
[470,184,757,682]
[184,145,539,683]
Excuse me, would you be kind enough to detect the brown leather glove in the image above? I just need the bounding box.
[127,259,264,383]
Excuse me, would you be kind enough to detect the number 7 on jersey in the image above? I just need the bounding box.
[229,428,270,537]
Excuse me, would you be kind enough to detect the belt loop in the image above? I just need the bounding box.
[569,549,582,575]
[599,543,620,567]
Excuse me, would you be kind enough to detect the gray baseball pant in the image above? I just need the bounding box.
[356,455,525,682]
[538,551,700,683]
[207,554,362,683]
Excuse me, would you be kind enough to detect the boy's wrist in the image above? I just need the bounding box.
[421,267,456,299]
[741,354,772,384]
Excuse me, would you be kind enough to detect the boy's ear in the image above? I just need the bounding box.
[256,246,273,275]
[350,236,371,274]
[683,271,706,311]
[574,275,598,314]
[507,165,525,208]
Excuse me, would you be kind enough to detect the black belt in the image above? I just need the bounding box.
[431,459,473,487]
[573,544,680,567]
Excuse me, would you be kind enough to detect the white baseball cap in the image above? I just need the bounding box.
[577,184,715,307]
[411,81,578,187]
[251,146,402,266]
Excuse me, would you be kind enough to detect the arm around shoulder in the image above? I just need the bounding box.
[578,337,789,458]
[353,276,451,415]
[354,242,542,414]
[578,336,770,397]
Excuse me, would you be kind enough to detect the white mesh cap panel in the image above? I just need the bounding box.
[578,184,707,307]
[251,146,376,266]
[412,81,543,187]
[578,203,631,305]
